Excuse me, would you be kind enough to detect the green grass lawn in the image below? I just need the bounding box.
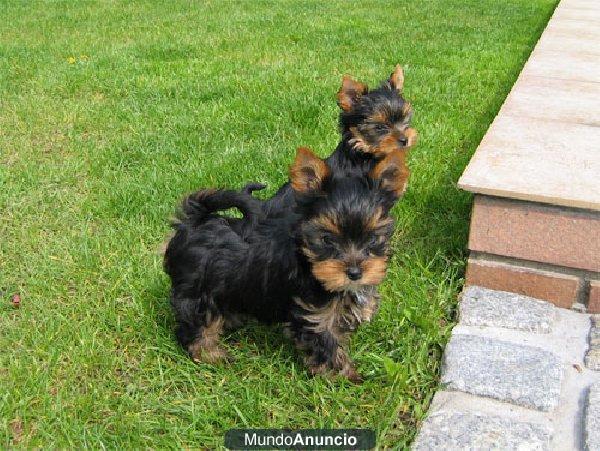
[0,0,556,448]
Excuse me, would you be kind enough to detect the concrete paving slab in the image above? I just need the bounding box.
[523,49,600,83]
[460,286,556,333]
[459,0,600,214]
[553,6,600,22]
[458,116,600,211]
[535,19,600,55]
[536,20,600,55]
[412,410,552,451]
[558,0,600,11]
[441,334,563,411]
[500,75,600,126]
[586,383,600,451]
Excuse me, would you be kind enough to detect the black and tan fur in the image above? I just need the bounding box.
[259,65,417,217]
[164,147,406,381]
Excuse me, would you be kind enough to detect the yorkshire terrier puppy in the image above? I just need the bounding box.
[164,147,406,381]
[333,64,417,178]
[260,65,417,216]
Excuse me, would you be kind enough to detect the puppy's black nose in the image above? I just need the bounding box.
[346,267,362,281]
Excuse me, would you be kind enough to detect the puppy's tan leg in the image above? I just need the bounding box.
[334,348,362,383]
[187,315,229,364]
[293,328,362,384]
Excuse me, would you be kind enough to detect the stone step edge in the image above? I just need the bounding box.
[441,334,564,412]
[412,405,553,451]
[459,285,557,333]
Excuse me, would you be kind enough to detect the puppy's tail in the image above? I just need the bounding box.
[179,189,262,227]
[241,182,267,196]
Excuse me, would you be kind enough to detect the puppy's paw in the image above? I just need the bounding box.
[338,364,364,384]
[307,362,329,377]
[189,345,231,365]
[307,362,364,384]
[341,367,363,384]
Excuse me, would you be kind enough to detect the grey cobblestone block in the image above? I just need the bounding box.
[412,410,552,451]
[586,350,600,371]
[586,315,600,371]
[460,286,555,333]
[591,328,600,346]
[442,334,563,411]
[586,383,600,451]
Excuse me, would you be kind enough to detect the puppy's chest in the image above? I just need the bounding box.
[296,289,380,336]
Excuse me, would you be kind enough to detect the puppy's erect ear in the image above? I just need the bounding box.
[337,75,368,112]
[290,147,330,193]
[369,150,409,199]
[389,64,404,92]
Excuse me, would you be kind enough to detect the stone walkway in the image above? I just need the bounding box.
[412,287,600,450]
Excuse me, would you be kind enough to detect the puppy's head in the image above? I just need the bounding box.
[290,147,407,292]
[337,65,417,157]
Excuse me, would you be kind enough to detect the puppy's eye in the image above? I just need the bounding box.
[365,236,384,255]
[374,124,387,132]
[322,235,334,246]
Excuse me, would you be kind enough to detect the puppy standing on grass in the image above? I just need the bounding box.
[262,65,417,216]
[164,147,408,381]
